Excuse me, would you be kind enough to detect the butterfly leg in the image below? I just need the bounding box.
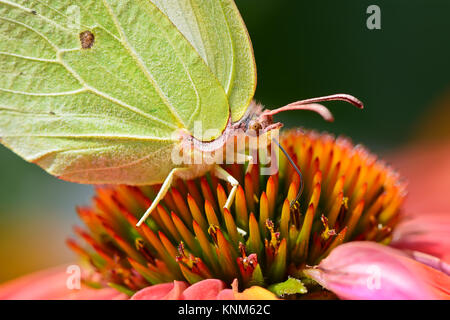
[245,155,254,175]
[136,167,189,227]
[213,165,240,211]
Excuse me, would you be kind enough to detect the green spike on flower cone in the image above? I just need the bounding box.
[68,130,406,297]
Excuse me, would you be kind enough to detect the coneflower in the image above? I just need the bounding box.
[67,129,407,298]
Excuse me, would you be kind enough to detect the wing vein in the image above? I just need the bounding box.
[142,2,202,128]
[0,51,57,63]
[2,133,177,142]
[101,0,186,128]
[1,4,177,130]
[0,106,156,125]
[27,146,115,163]
[0,16,59,51]
[218,0,235,96]
[28,144,118,163]
[83,51,166,112]
[0,0,73,32]
[56,144,174,176]
[186,0,208,62]
[0,87,86,96]
[55,55,179,130]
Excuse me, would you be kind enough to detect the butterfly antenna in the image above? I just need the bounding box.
[263,94,364,122]
[272,138,304,208]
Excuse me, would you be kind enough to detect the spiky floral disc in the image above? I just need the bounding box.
[68,129,406,297]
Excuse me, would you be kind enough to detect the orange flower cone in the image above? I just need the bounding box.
[1,130,449,300]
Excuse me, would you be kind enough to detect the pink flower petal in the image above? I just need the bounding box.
[406,251,450,277]
[216,289,235,300]
[305,242,450,300]
[131,279,277,300]
[0,265,126,300]
[391,212,450,263]
[388,143,450,215]
[181,279,226,300]
[131,281,188,300]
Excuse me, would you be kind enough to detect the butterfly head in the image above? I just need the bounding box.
[233,101,283,138]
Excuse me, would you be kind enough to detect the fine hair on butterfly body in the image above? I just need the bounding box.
[0,0,363,228]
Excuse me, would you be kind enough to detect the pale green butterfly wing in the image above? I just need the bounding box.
[152,0,256,122]
[0,0,230,184]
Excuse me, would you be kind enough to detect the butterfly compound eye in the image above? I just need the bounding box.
[79,31,95,49]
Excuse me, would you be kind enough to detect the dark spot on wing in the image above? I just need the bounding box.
[79,31,95,49]
[49,111,55,115]
[31,10,37,15]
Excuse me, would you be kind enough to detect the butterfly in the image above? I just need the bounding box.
[0,0,362,226]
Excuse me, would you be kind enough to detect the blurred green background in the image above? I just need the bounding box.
[1,0,450,282]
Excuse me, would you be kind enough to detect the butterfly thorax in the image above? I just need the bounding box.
[181,101,282,152]
[171,102,282,181]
